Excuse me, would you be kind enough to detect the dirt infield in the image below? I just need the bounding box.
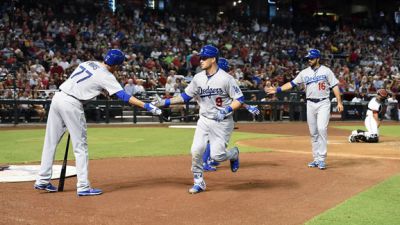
[1,122,400,225]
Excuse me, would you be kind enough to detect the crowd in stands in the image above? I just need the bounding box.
[0,0,399,122]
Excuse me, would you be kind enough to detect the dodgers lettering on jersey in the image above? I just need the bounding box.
[60,61,123,100]
[292,65,338,99]
[366,97,382,116]
[185,69,243,118]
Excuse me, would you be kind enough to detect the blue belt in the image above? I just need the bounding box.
[306,98,328,103]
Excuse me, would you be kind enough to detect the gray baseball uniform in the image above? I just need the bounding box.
[292,65,338,162]
[36,61,123,192]
[185,69,243,174]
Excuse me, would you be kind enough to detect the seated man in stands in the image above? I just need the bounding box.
[260,94,277,121]
[163,91,185,121]
[0,103,11,123]
[18,91,35,123]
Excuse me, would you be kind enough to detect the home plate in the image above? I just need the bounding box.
[0,165,77,183]
[168,125,197,129]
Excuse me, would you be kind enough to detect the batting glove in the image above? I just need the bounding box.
[245,105,260,115]
[151,94,166,107]
[214,106,233,122]
[144,103,162,115]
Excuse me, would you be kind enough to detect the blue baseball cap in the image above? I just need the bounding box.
[199,45,219,58]
[104,49,125,66]
[305,49,321,59]
[218,58,229,72]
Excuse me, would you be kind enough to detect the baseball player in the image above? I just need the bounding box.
[348,89,388,143]
[153,45,243,194]
[34,49,162,196]
[265,49,343,170]
[202,58,260,172]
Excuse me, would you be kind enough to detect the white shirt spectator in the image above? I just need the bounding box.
[124,79,136,95]
[150,50,162,59]
[351,96,362,103]
[385,96,398,120]
[58,58,70,70]
[30,63,45,74]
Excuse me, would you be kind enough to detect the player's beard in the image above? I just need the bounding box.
[308,58,319,69]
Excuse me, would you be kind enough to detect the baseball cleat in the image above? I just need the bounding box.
[34,183,57,192]
[77,188,103,196]
[348,135,356,143]
[318,161,326,170]
[230,147,240,172]
[203,163,217,172]
[188,184,205,194]
[209,159,220,167]
[308,161,319,168]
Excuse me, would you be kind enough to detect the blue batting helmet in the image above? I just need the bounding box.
[305,49,321,59]
[199,45,219,58]
[104,49,125,66]
[218,58,229,72]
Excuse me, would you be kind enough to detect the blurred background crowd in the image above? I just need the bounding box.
[0,0,399,123]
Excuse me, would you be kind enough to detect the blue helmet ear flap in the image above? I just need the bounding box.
[218,58,229,72]
[104,49,125,66]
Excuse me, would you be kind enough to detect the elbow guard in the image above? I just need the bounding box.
[115,90,131,103]
[181,92,192,103]
[236,96,245,104]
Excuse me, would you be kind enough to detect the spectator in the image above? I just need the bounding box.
[124,78,136,95]
[134,79,146,94]
[18,91,34,122]
[385,93,398,120]
[351,93,362,103]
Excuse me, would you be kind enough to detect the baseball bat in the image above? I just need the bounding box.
[58,134,70,192]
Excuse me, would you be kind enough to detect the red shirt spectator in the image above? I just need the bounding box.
[158,73,167,87]
[190,54,200,68]
[50,63,64,79]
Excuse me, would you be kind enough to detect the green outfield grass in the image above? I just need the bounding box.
[305,125,400,225]
[334,125,400,137]
[305,175,400,225]
[0,127,278,164]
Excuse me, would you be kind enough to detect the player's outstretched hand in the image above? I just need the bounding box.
[144,103,162,115]
[245,105,260,115]
[264,86,276,95]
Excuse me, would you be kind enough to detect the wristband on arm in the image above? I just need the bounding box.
[165,99,170,107]
[225,106,233,113]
